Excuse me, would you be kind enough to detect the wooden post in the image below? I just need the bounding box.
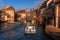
[55,5,58,27]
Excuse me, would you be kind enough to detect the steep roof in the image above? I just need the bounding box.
[16,10,26,14]
[1,5,15,11]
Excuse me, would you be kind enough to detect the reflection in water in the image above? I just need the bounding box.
[1,22,14,30]
[0,22,53,40]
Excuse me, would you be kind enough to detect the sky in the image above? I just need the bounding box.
[0,0,46,11]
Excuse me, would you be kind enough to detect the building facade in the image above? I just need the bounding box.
[16,10,26,22]
[1,6,15,22]
[46,0,60,28]
[36,0,60,28]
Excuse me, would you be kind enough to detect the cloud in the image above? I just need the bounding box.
[34,0,43,6]
[0,0,4,6]
[22,0,46,10]
[33,0,46,7]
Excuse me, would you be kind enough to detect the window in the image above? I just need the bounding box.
[7,14,10,18]
[47,8,55,26]
[17,15,21,18]
[51,3,55,7]
[0,13,1,18]
[58,17,60,28]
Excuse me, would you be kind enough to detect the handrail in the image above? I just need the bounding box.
[46,27,60,39]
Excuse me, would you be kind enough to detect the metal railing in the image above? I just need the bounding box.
[46,28,60,40]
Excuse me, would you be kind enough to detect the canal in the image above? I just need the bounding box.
[0,22,53,40]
